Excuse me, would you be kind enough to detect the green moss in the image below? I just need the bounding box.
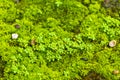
[0,0,120,80]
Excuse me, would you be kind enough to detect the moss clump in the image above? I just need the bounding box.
[0,0,120,80]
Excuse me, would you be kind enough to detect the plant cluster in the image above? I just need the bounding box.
[0,0,120,80]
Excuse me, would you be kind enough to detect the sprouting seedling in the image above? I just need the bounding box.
[109,40,116,47]
[55,1,63,7]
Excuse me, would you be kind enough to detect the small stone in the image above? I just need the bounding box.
[14,0,20,3]
[80,58,88,61]
[30,39,36,46]
[12,33,18,39]
[109,40,116,47]
[15,24,20,29]
[113,70,119,75]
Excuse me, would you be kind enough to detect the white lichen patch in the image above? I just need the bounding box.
[12,33,18,39]
[109,40,116,47]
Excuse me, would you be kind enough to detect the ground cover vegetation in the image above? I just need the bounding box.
[0,0,120,80]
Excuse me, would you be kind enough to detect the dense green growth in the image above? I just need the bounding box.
[0,0,120,80]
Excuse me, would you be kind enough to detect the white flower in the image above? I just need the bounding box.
[109,40,116,47]
[12,33,18,39]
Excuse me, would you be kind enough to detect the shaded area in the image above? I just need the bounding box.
[0,56,6,78]
[83,71,105,80]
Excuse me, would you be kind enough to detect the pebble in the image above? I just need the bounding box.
[30,39,36,46]
[80,58,88,61]
[15,24,20,29]
[12,33,18,39]
[109,40,116,47]
[113,70,119,75]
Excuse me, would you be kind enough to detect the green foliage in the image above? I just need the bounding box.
[0,0,120,80]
